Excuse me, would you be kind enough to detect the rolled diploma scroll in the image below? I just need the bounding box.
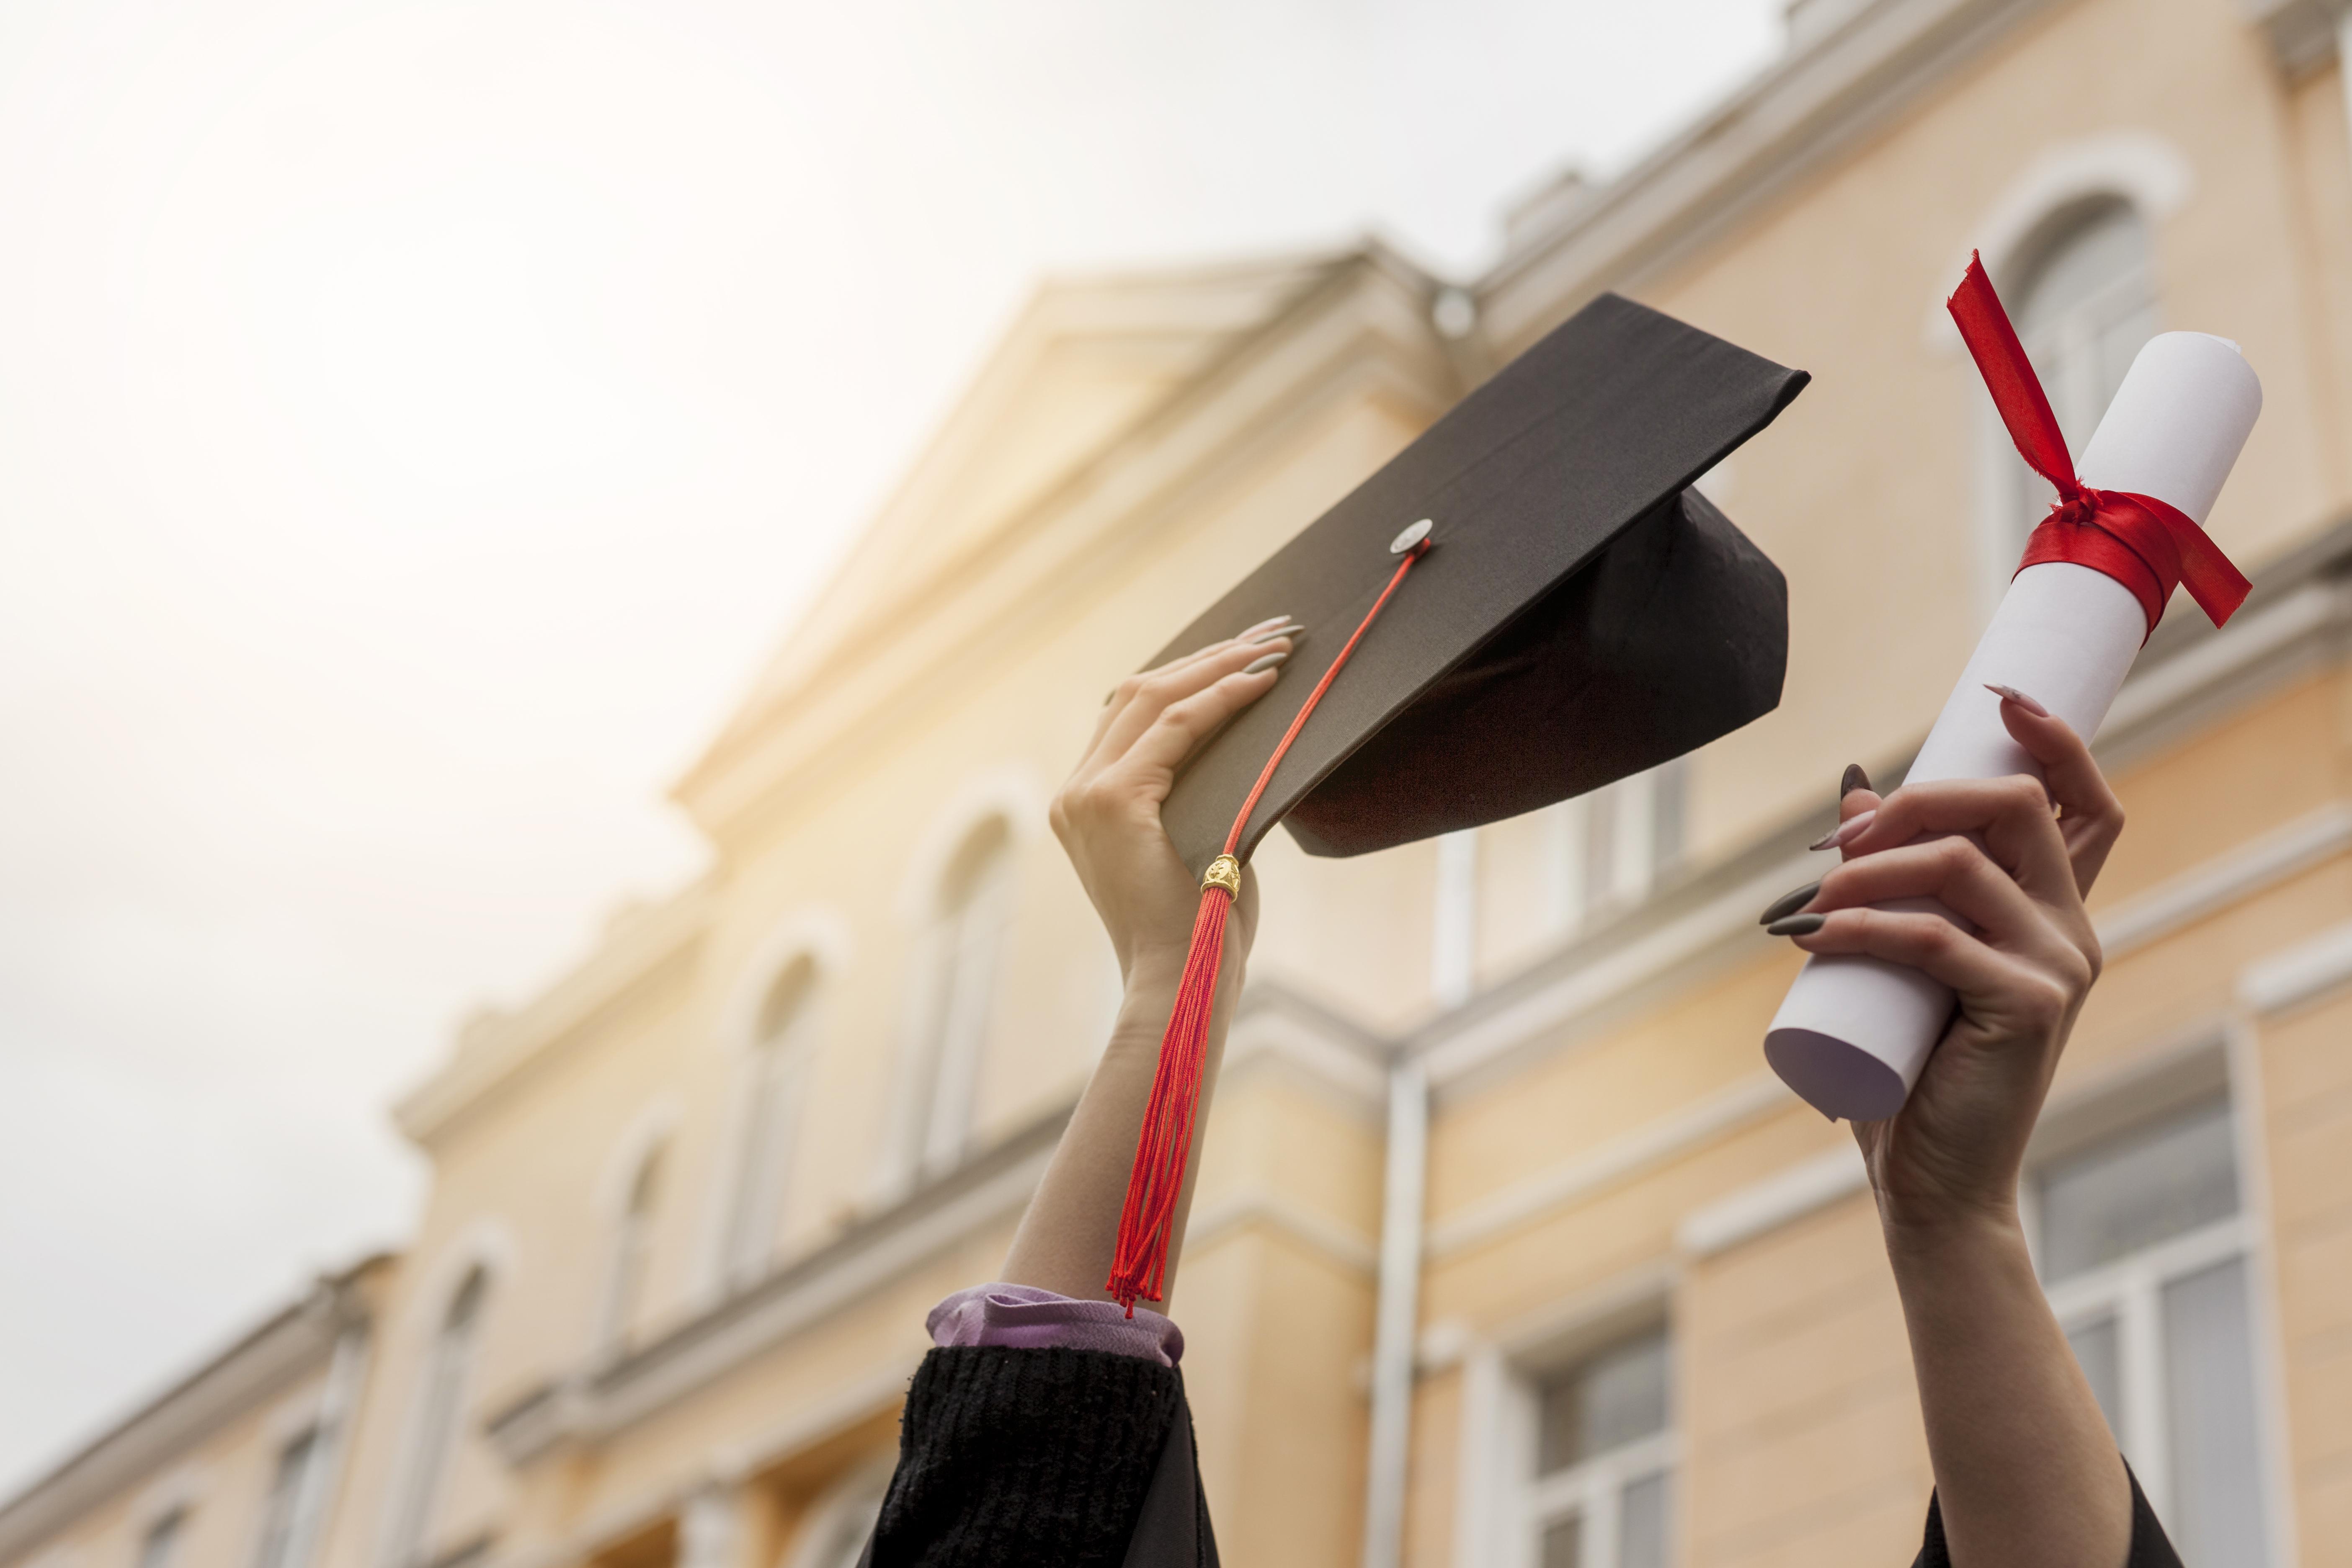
[1764,331,2263,1120]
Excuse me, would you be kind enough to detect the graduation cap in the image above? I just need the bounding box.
[1109,293,1809,1312]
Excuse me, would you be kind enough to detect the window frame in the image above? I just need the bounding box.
[382,1266,491,1568]
[1505,1314,1679,1568]
[721,956,824,1286]
[2022,1047,2287,1564]
[899,815,1017,1181]
[1546,761,1687,938]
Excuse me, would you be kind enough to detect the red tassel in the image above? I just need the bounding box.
[1106,535,1430,1314]
[1105,884,1232,1312]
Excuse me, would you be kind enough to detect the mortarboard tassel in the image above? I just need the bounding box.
[1107,531,1433,1314]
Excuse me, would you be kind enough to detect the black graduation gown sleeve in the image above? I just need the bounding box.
[1909,1463,2181,1567]
[857,1346,1218,1568]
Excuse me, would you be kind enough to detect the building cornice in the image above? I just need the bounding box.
[478,978,1385,1467]
[673,247,1457,847]
[1411,517,2352,1112]
[1478,0,2058,351]
[483,1106,1069,1465]
[394,880,715,1148]
[0,1260,388,1564]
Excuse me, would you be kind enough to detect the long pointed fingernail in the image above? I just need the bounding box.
[1242,651,1289,675]
[1248,622,1306,645]
[1808,809,1875,852]
[1841,763,1871,797]
[1767,913,1826,937]
[1986,683,2050,717]
[1240,614,1291,637]
[1758,880,1820,925]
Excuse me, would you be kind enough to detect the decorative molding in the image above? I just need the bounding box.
[1482,0,2058,348]
[2242,0,2352,76]
[1676,1145,1870,1257]
[676,251,1455,845]
[2239,917,2352,1014]
[2101,582,2344,745]
[890,769,1046,927]
[0,1262,386,1564]
[485,1108,1066,1466]
[395,881,714,1146]
[1426,1075,1795,1261]
[1417,854,1817,1099]
[1218,980,1390,1122]
[1184,1185,1380,1276]
[2095,803,2352,959]
[1924,130,2195,349]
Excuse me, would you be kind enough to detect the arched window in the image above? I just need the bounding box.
[597,1144,664,1349]
[1996,200,2158,560]
[384,1268,488,1568]
[904,817,1015,1179]
[721,959,819,1285]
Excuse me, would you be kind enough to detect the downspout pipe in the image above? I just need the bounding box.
[1361,1057,1428,1568]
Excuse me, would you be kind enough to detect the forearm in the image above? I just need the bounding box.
[1001,946,1240,1305]
[1886,1210,2130,1568]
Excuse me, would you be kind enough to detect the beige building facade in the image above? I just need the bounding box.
[9,0,2352,1565]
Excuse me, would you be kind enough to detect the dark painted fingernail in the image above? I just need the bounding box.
[1242,651,1289,675]
[1841,763,1871,797]
[1102,689,1116,706]
[1247,623,1306,645]
[1767,913,1826,937]
[1985,683,2050,717]
[1808,809,1875,853]
[1240,614,1291,637]
[1758,880,1821,925]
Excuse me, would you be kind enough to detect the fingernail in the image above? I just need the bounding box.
[1985,683,2050,717]
[1102,689,1115,706]
[1240,614,1291,637]
[1242,651,1289,675]
[1808,809,1875,852]
[1841,763,1871,797]
[1758,880,1821,925]
[1248,623,1306,645]
[1767,913,1826,937]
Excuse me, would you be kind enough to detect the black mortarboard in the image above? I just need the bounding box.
[1151,291,1806,877]
[1108,294,1807,1313]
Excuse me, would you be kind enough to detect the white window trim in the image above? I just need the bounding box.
[2024,1036,2293,1565]
[690,912,848,1305]
[1451,1279,1678,1568]
[884,799,1028,1194]
[1433,828,1480,1009]
[375,1226,510,1568]
[2041,1212,2255,1522]
[1517,1429,1678,1568]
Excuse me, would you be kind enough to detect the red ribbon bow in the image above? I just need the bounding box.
[1946,252,2248,637]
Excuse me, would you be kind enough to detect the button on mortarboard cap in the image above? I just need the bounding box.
[1106,293,1809,1313]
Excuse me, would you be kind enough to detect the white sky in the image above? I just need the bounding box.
[0,0,1781,1493]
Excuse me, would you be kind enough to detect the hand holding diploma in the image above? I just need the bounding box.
[1766,255,2262,1119]
[1785,726,2159,1565]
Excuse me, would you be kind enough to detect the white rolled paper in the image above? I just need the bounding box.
[1764,332,2263,1120]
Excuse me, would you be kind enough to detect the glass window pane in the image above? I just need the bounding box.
[1539,1514,1582,1568]
[2064,1314,2123,1441]
[2037,1099,2237,1282]
[1617,1472,1670,1568]
[1537,1327,1670,1473]
[2162,1258,2269,1567]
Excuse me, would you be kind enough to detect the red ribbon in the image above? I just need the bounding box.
[1946,251,2248,637]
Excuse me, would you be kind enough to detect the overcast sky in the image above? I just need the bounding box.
[0,0,1782,1493]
